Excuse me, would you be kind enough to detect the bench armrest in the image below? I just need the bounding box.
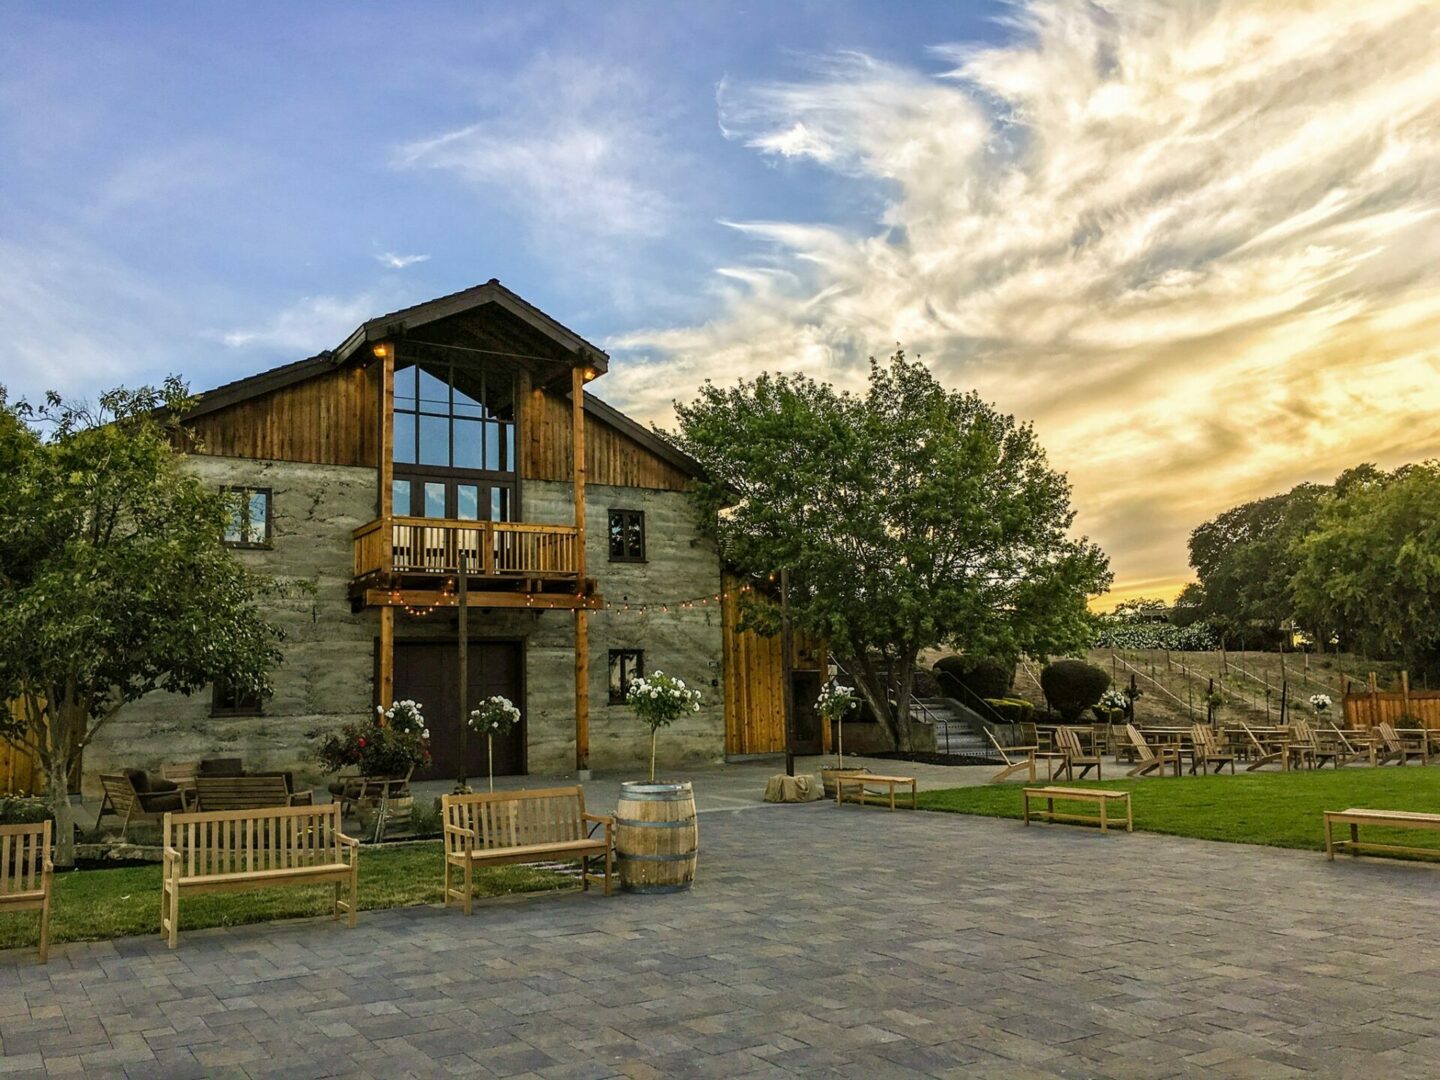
[583,813,614,842]
[444,823,477,852]
[337,832,360,848]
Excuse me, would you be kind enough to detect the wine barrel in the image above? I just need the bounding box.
[615,781,698,893]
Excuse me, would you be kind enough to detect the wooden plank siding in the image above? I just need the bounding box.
[522,388,693,491]
[2,700,43,796]
[1342,690,1440,730]
[184,363,380,467]
[721,574,827,756]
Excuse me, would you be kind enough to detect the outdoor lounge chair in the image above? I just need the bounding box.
[1237,722,1286,771]
[1373,722,1428,766]
[1053,726,1102,781]
[984,729,1061,784]
[1289,718,1358,770]
[1123,724,1182,777]
[95,771,189,837]
[1189,724,1236,774]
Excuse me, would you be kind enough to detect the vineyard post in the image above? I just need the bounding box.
[1207,677,1215,724]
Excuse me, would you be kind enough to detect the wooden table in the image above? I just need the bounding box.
[1023,786,1133,833]
[835,773,917,811]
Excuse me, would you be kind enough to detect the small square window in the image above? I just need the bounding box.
[211,678,264,717]
[609,650,644,705]
[608,509,645,562]
[221,486,272,548]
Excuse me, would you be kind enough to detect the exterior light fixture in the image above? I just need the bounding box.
[582,366,599,382]
[372,342,391,360]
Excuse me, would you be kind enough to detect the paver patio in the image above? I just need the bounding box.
[4,800,1439,1078]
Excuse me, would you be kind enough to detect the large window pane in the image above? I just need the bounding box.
[456,484,479,520]
[247,491,269,544]
[503,423,514,471]
[453,418,483,470]
[392,479,411,516]
[452,383,484,419]
[392,412,416,464]
[394,363,418,408]
[423,482,446,518]
[484,421,500,470]
[419,414,449,466]
[491,487,511,522]
[417,366,449,414]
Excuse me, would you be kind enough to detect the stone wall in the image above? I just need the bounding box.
[89,456,377,791]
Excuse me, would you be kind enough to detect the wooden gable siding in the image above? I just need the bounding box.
[184,363,380,467]
[522,388,692,491]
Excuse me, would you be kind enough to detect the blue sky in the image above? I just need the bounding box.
[5,2,1440,600]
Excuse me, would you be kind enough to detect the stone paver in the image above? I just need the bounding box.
[5,802,1440,1078]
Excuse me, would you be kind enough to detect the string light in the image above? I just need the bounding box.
[604,583,753,615]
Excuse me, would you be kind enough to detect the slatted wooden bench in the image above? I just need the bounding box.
[1324,808,1440,862]
[1023,786,1132,833]
[1,821,53,963]
[161,803,358,948]
[835,773,918,811]
[194,774,313,812]
[441,787,614,915]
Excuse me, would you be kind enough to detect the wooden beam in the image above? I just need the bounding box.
[378,605,395,707]
[576,608,590,775]
[364,588,603,611]
[571,365,587,581]
[378,341,395,573]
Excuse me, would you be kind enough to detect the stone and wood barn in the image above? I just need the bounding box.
[84,282,825,788]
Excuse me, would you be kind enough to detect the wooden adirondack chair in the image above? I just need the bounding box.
[1321,722,1370,768]
[1124,724,1182,777]
[1373,722,1429,766]
[985,728,1059,784]
[1289,718,1357,770]
[1053,727,1102,781]
[1283,720,1319,771]
[1189,724,1236,774]
[1237,722,1286,771]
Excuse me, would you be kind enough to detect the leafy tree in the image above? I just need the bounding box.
[1291,462,1440,681]
[1187,482,1327,642]
[671,352,1111,750]
[0,381,283,864]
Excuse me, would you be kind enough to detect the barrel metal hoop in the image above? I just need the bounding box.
[617,851,699,863]
[615,817,693,829]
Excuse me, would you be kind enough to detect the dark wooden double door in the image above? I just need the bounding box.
[393,640,524,781]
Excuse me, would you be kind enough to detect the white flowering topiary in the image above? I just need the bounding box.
[1098,688,1129,714]
[468,696,521,791]
[1309,693,1333,714]
[626,670,702,781]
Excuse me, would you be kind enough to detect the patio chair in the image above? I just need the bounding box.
[984,729,1062,783]
[1290,718,1359,770]
[1373,723,1428,766]
[1237,722,1286,771]
[1053,726,1103,781]
[1189,724,1236,774]
[1123,724,1182,777]
[95,771,189,838]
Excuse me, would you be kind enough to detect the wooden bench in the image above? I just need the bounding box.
[1,821,53,963]
[161,804,358,948]
[835,773,917,811]
[441,787,614,915]
[1023,786,1132,833]
[1324,808,1440,862]
[194,774,313,812]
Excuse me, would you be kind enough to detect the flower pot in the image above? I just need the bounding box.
[821,766,868,798]
[615,781,697,894]
[355,793,413,834]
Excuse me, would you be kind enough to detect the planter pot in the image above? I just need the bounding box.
[820,766,868,799]
[615,781,698,894]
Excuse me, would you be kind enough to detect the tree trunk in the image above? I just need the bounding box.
[845,648,901,750]
[892,662,917,752]
[47,760,75,868]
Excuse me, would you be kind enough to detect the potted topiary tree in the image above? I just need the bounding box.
[617,670,703,893]
[816,679,863,797]
[468,696,521,793]
[317,701,430,835]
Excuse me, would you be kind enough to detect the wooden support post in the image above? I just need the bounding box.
[781,568,796,777]
[378,342,395,573]
[378,605,394,708]
[1402,670,1412,723]
[575,609,590,775]
[571,365,589,776]
[458,557,469,791]
[1369,671,1379,729]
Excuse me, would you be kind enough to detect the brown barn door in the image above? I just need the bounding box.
[394,641,525,781]
[790,671,823,755]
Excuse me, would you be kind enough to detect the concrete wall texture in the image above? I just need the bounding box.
[95,460,726,789]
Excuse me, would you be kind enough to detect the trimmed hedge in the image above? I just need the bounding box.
[933,655,1016,702]
[982,697,1034,724]
[1040,660,1111,722]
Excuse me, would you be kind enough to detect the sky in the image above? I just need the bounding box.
[3,1,1439,605]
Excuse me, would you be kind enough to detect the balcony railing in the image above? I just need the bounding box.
[353,517,581,581]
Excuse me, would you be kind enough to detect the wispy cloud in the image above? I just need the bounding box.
[395,57,676,244]
[608,0,1440,602]
[375,251,430,270]
[219,293,381,352]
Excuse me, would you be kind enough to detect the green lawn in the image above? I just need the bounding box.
[0,840,571,950]
[917,768,1440,852]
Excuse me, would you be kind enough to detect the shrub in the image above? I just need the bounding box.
[1092,619,1218,651]
[1040,660,1111,721]
[982,697,1034,724]
[0,795,50,824]
[911,669,943,699]
[933,655,1016,702]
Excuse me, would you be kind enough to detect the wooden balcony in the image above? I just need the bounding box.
[353,517,583,586]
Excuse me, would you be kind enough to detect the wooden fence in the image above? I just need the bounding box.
[1341,672,1440,730]
[2,698,43,795]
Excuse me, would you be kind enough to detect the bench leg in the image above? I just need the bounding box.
[1023,793,1030,826]
[166,882,180,949]
[890,785,896,812]
[604,843,614,896]
[333,882,342,920]
[1125,796,1133,832]
[37,890,50,965]
[1325,816,1334,860]
[581,853,590,892]
[463,859,473,916]
[1350,823,1359,857]
[348,862,359,928]
[442,857,451,907]
[1099,799,1108,834]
